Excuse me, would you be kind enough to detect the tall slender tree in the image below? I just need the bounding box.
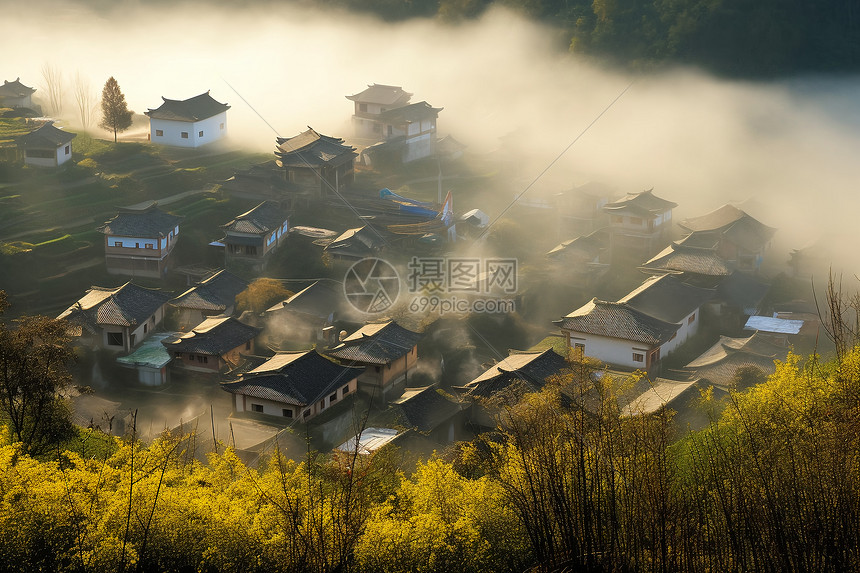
[99,76,133,143]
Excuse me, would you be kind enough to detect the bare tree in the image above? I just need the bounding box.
[72,72,97,129]
[40,62,64,116]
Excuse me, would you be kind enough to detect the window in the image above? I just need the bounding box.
[342,385,350,396]
[329,393,337,403]
[245,341,251,351]
[143,323,148,334]
[319,400,325,410]
[175,352,182,358]
[574,342,585,355]
[359,103,367,112]
[135,243,140,248]
[282,408,293,418]
[633,353,645,363]
[145,244,153,249]
[64,145,70,155]
[251,404,264,413]
[220,123,225,130]
[688,313,696,325]
[303,409,311,418]
[155,129,163,137]
[114,241,122,247]
[197,355,208,364]
[374,366,380,372]
[181,132,189,139]
[107,332,123,346]
[198,131,203,137]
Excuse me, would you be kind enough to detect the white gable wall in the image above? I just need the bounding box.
[24,143,72,167]
[150,112,227,148]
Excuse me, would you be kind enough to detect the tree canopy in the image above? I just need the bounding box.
[99,76,133,143]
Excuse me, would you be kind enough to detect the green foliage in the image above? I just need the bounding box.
[235,278,293,315]
[99,77,133,143]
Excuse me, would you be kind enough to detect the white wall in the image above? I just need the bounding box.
[150,112,227,148]
[24,143,71,167]
[402,131,435,163]
[569,332,652,369]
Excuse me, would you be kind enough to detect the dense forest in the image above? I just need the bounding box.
[1,287,859,572]
[61,0,860,77]
[334,0,860,76]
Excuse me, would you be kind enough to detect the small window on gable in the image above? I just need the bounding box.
[181,132,189,139]
[155,129,163,137]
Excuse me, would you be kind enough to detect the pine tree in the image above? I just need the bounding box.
[99,76,133,143]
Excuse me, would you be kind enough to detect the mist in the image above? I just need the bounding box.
[5,0,860,272]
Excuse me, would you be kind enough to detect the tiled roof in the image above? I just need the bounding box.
[162,316,260,355]
[0,78,35,98]
[684,333,786,388]
[346,84,412,105]
[266,280,344,319]
[275,128,357,168]
[547,228,608,259]
[170,270,248,312]
[17,122,76,148]
[377,101,442,124]
[388,385,463,434]
[641,244,733,277]
[222,201,289,235]
[221,350,363,407]
[555,299,680,346]
[326,321,422,365]
[324,226,385,258]
[619,274,714,324]
[57,282,171,327]
[679,205,776,252]
[144,91,230,122]
[621,378,703,416]
[97,203,182,237]
[460,349,569,398]
[603,189,677,217]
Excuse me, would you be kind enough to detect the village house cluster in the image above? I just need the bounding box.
[3,74,819,457]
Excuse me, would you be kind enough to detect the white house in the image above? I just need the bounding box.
[145,91,229,148]
[0,78,36,109]
[17,122,76,167]
[57,282,172,354]
[617,274,714,349]
[555,299,682,371]
[96,202,183,279]
[346,84,413,139]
